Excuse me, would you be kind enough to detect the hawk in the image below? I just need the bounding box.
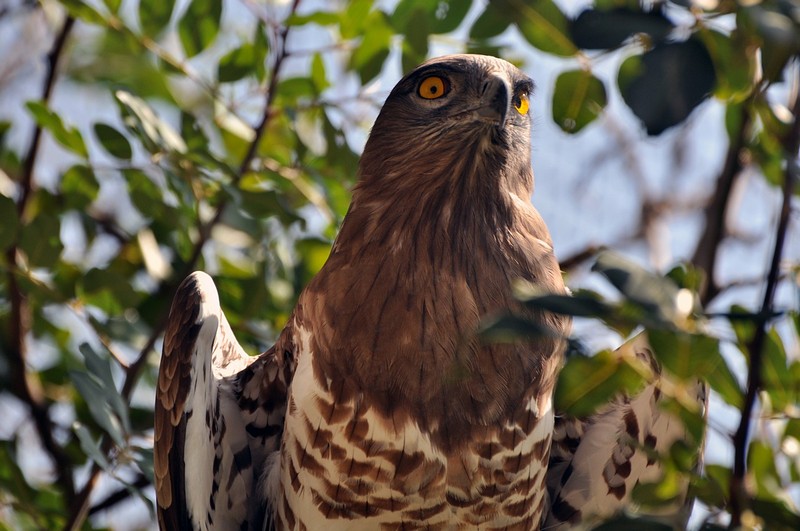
[154,54,699,530]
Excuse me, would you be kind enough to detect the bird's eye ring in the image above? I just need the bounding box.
[418,76,449,100]
[513,91,530,115]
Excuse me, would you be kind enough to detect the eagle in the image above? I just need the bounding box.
[154,54,700,530]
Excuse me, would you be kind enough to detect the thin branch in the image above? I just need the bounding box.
[691,102,752,305]
[4,13,76,501]
[729,69,800,528]
[88,474,150,516]
[63,2,303,528]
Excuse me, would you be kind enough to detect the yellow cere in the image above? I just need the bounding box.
[514,92,529,115]
[418,76,447,99]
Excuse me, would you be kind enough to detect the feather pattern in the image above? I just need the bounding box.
[544,334,707,529]
[154,54,703,531]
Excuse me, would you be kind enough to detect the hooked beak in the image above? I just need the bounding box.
[476,73,509,128]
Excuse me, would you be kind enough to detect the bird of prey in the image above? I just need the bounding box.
[154,54,699,530]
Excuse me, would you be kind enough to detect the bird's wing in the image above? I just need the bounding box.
[544,333,706,529]
[154,272,293,530]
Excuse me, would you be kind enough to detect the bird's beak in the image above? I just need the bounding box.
[476,73,510,128]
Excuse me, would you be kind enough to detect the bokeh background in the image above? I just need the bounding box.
[0,0,798,529]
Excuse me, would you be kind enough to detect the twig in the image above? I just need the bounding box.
[88,474,150,516]
[4,13,76,501]
[63,2,303,528]
[691,102,752,305]
[728,69,800,528]
[558,245,606,271]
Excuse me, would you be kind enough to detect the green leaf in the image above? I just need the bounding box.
[310,53,329,92]
[178,0,223,58]
[124,168,165,219]
[218,34,267,82]
[392,0,470,35]
[79,343,131,433]
[761,329,793,412]
[478,314,556,344]
[93,123,132,160]
[0,194,19,252]
[103,0,122,14]
[699,29,756,103]
[59,0,105,24]
[739,4,800,83]
[74,422,111,470]
[26,101,88,158]
[617,38,716,135]
[750,497,800,530]
[71,371,126,446]
[19,214,63,267]
[469,2,511,40]
[286,10,340,27]
[555,349,645,417]
[516,288,613,318]
[495,0,577,57]
[116,90,187,154]
[349,10,393,83]
[552,69,607,133]
[139,0,175,37]
[593,252,681,324]
[61,165,99,210]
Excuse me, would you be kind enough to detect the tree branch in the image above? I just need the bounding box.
[691,103,752,306]
[88,474,150,517]
[63,3,303,528]
[729,71,800,528]
[4,12,76,501]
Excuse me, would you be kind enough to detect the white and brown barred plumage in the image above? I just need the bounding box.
[154,55,703,530]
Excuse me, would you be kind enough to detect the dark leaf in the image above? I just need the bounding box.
[617,38,716,135]
[516,288,613,318]
[0,194,19,252]
[94,123,133,160]
[478,314,556,344]
[19,214,63,267]
[591,515,674,530]
[570,7,674,50]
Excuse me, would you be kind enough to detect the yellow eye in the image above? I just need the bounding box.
[418,76,448,99]
[514,92,530,115]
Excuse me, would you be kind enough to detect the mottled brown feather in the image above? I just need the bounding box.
[154,275,203,529]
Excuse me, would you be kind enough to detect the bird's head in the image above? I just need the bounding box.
[357,54,535,197]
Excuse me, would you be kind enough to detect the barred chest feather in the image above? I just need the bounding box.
[266,325,557,530]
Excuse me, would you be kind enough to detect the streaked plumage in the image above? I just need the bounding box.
[543,335,707,529]
[154,54,703,530]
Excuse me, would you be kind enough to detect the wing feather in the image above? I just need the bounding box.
[544,333,706,529]
[155,273,204,529]
[155,271,295,530]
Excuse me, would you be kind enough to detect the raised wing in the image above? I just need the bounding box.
[544,333,707,529]
[154,272,293,530]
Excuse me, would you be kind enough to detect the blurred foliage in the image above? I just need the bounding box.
[0,0,798,529]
